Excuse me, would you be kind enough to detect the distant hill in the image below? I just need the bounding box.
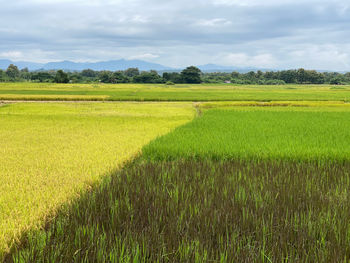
[1,59,337,73]
[0,59,172,71]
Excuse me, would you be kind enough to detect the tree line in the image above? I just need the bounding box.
[1,64,350,85]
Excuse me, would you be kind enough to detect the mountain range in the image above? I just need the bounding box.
[0,59,173,71]
[0,59,263,73]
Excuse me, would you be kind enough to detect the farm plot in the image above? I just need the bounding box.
[8,105,350,262]
[1,82,350,102]
[143,106,350,161]
[0,102,194,258]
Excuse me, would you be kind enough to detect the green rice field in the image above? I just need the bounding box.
[1,82,350,101]
[2,84,350,262]
[143,106,350,162]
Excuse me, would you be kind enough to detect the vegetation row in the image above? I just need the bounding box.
[2,64,350,85]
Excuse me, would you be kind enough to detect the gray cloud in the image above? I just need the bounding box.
[0,0,350,70]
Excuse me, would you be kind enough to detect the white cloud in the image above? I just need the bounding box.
[210,0,253,6]
[129,53,160,60]
[0,51,23,59]
[1,0,350,70]
[0,50,58,63]
[220,53,278,68]
[210,0,335,6]
[287,45,350,70]
[195,18,232,27]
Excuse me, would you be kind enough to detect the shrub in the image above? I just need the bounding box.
[265,79,286,85]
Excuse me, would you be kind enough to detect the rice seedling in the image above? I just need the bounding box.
[0,102,194,258]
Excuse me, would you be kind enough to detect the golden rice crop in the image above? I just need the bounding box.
[0,94,109,101]
[0,102,194,257]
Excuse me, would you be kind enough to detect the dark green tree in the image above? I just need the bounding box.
[31,72,54,82]
[6,64,20,80]
[0,69,6,82]
[81,69,97,78]
[133,71,163,83]
[245,71,256,81]
[54,70,69,83]
[111,71,129,83]
[163,72,182,83]
[256,70,263,79]
[279,70,297,83]
[305,70,325,84]
[297,68,307,84]
[99,71,112,83]
[69,73,82,83]
[231,72,240,79]
[20,67,30,80]
[125,68,140,78]
[181,66,201,84]
[264,71,277,80]
[330,76,344,85]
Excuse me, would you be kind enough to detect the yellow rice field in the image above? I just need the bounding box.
[0,102,194,256]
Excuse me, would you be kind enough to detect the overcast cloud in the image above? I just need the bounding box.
[0,0,350,70]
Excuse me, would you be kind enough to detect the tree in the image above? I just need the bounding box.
[297,68,306,84]
[125,68,140,78]
[264,71,277,80]
[81,69,97,78]
[54,70,69,83]
[133,71,163,83]
[330,76,344,85]
[181,66,201,84]
[19,67,30,80]
[344,72,350,83]
[163,72,182,83]
[6,64,20,80]
[245,71,256,81]
[0,69,6,82]
[69,73,82,83]
[279,70,297,83]
[99,71,112,83]
[31,72,54,82]
[305,70,325,84]
[231,72,240,79]
[256,70,263,79]
[111,71,129,83]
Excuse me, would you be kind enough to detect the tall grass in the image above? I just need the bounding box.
[8,160,350,262]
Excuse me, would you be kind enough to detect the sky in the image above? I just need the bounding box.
[0,0,350,70]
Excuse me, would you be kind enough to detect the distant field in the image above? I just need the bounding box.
[0,102,194,258]
[8,104,350,262]
[1,82,350,101]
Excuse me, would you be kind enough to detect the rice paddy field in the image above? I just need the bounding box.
[143,106,350,162]
[0,102,195,260]
[2,84,350,262]
[1,82,350,101]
